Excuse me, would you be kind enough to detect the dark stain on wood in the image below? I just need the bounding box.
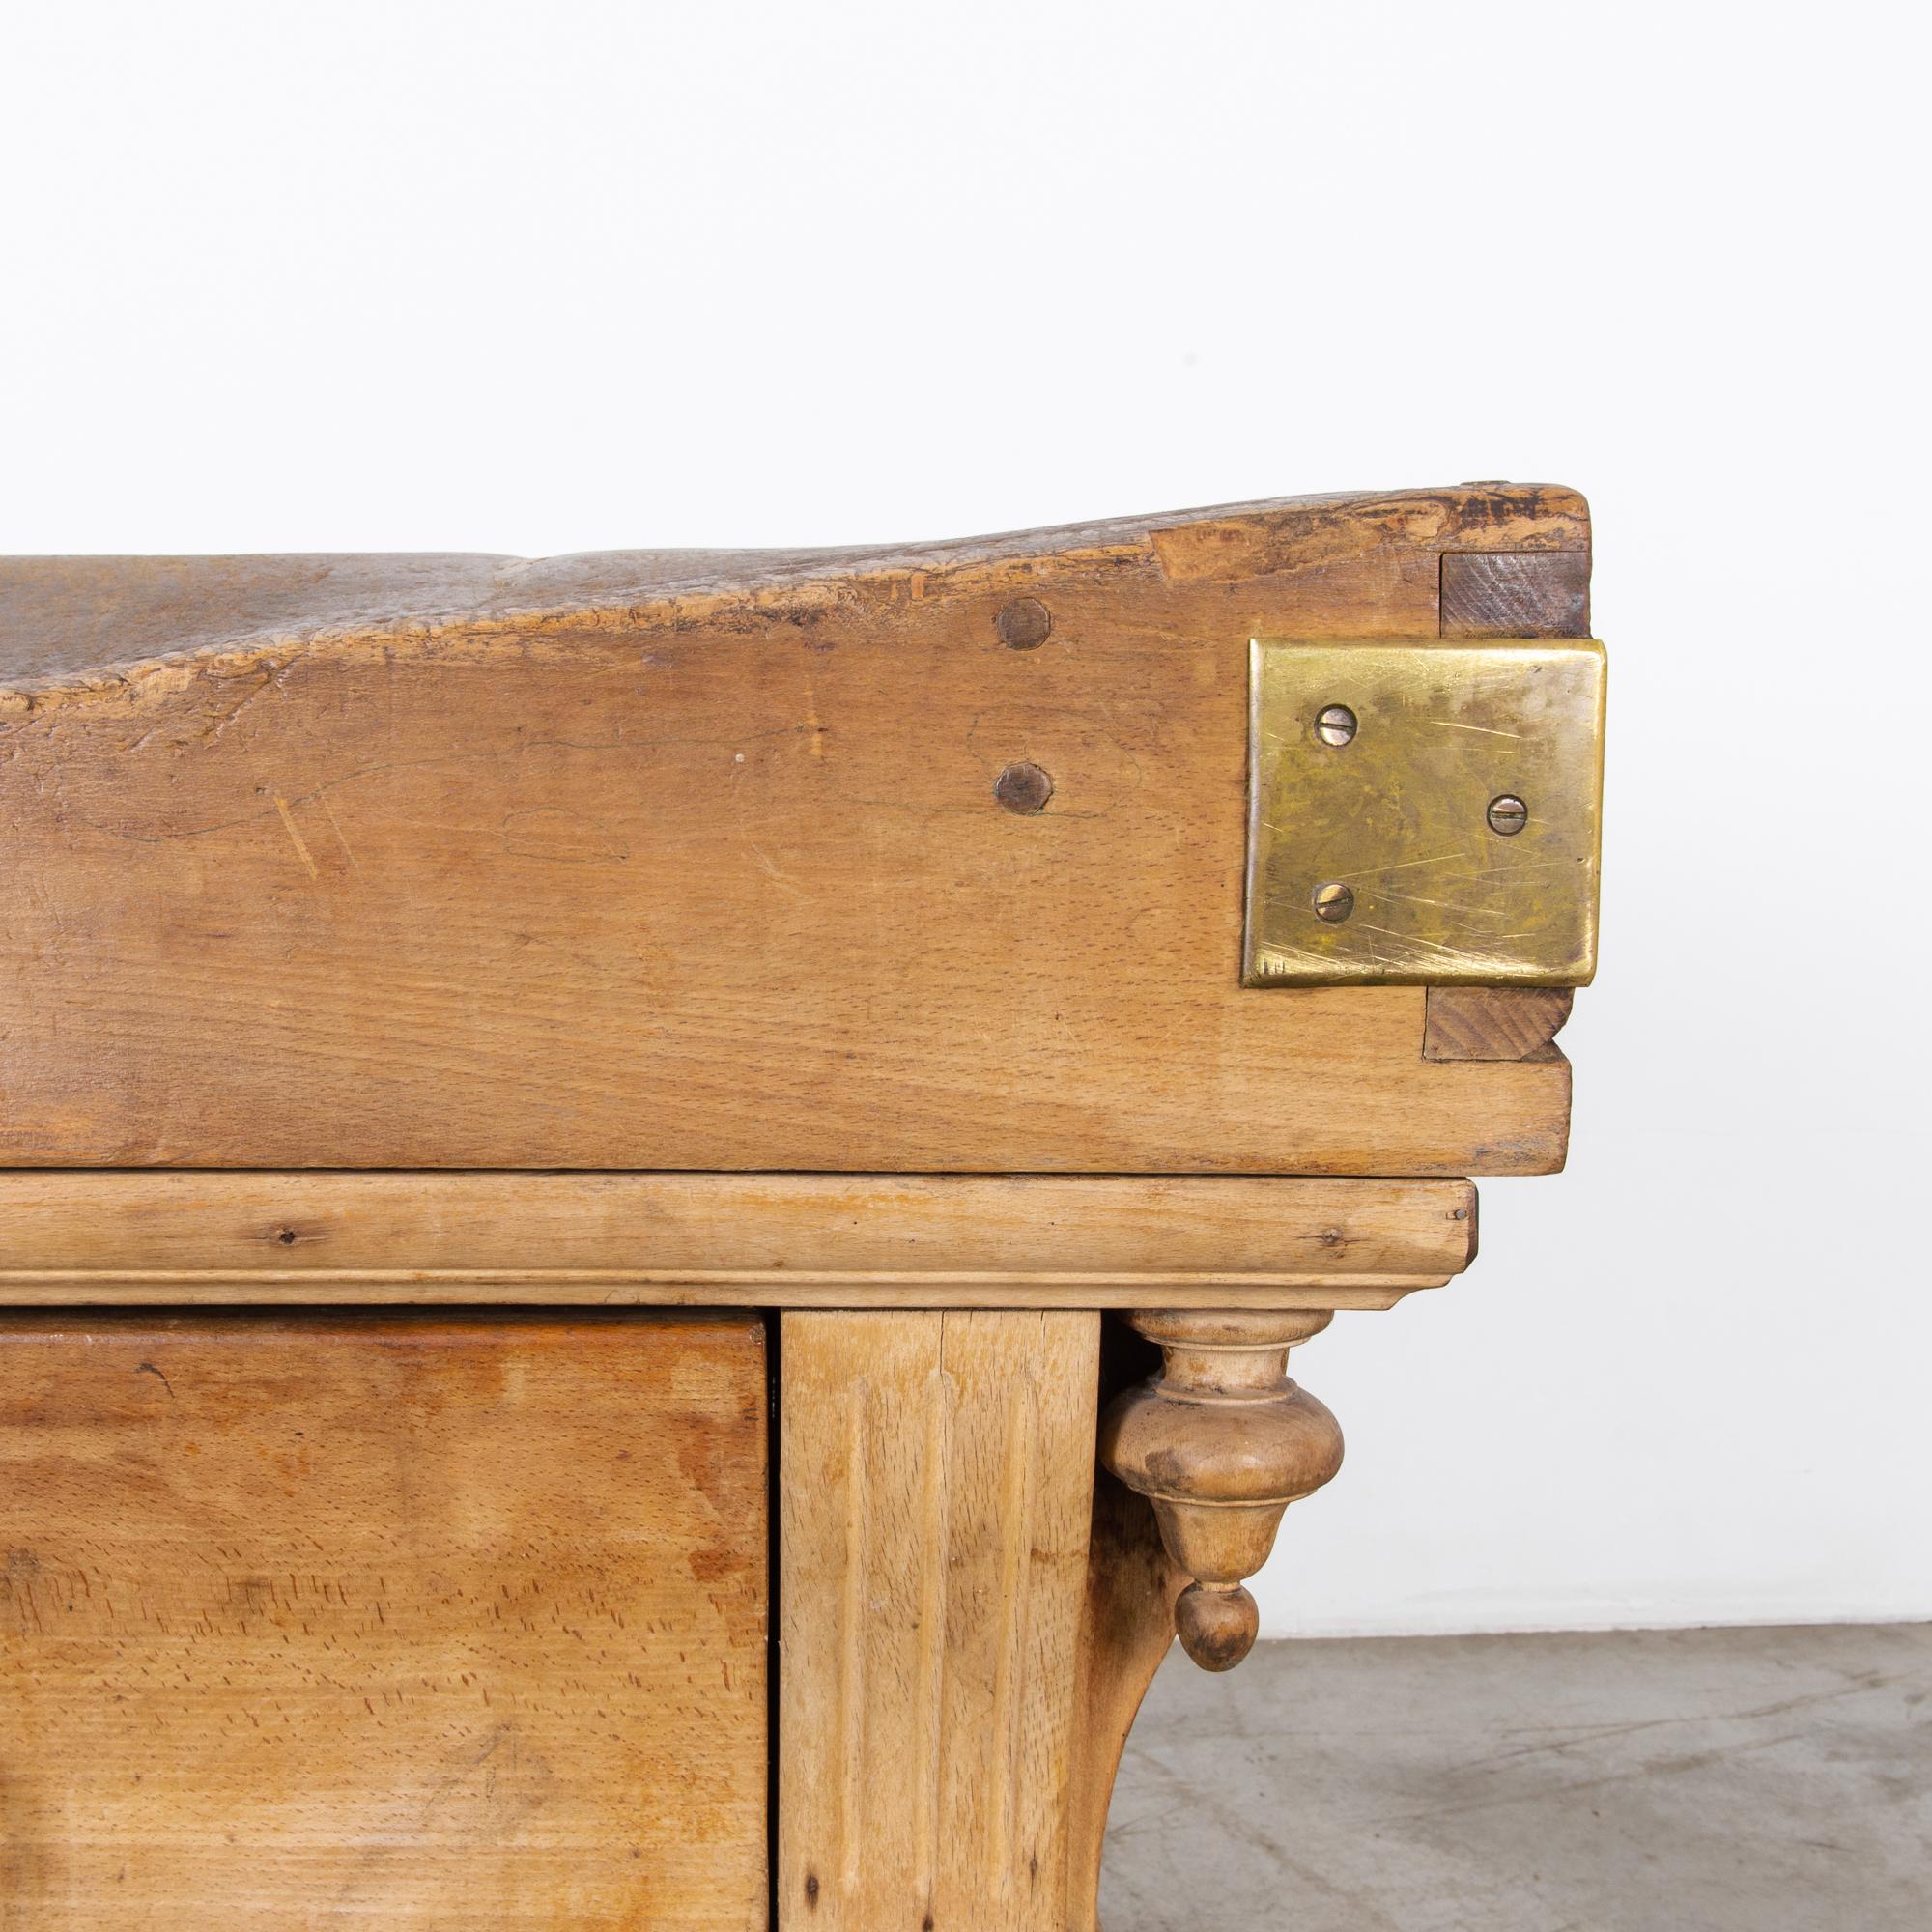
[1440,552,1590,639]
[994,761,1054,813]
[1424,986,1576,1062]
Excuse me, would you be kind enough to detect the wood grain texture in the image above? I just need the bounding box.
[0,1313,767,1931]
[0,487,1589,690]
[0,1171,1477,1309]
[1439,550,1591,639]
[1064,1324,1183,1932]
[1100,1311,1343,1672]
[0,486,1581,1176]
[779,1310,1100,1932]
[1423,987,1576,1061]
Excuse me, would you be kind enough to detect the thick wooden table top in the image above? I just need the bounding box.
[0,484,1584,1176]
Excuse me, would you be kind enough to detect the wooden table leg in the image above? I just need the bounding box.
[778,1306,1353,1929]
[780,1310,1107,1931]
[780,1312,1210,1932]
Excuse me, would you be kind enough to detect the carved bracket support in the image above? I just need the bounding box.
[1097,1310,1344,1671]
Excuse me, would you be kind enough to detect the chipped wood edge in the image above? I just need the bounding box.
[2,483,1590,702]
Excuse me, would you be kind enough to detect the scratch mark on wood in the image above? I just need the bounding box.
[272,795,320,880]
[802,668,826,759]
[319,797,361,873]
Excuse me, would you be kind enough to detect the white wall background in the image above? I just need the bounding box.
[4,4,1924,1635]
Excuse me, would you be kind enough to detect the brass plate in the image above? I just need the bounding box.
[1243,639,1605,986]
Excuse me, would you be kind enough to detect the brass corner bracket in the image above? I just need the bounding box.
[1242,639,1606,987]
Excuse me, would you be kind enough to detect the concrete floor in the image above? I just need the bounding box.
[1102,1622,1931,1932]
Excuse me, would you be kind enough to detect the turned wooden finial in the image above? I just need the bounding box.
[1097,1311,1343,1671]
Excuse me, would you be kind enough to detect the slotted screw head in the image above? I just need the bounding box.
[1487,794,1528,836]
[1312,882,1354,923]
[1315,704,1357,747]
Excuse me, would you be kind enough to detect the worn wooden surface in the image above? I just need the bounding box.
[0,1171,1477,1308]
[1424,987,1576,1062]
[0,485,1582,1175]
[780,1310,1102,1931]
[0,1313,768,1930]
[1439,549,1592,638]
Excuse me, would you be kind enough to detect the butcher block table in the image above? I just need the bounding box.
[0,484,1605,1930]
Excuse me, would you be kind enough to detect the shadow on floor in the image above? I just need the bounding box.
[1101,1622,1931,1932]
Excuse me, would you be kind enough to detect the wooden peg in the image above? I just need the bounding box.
[1097,1311,1344,1671]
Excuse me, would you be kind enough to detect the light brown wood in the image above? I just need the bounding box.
[0,483,1610,1929]
[1064,1325,1185,1932]
[1099,1310,1344,1670]
[0,1312,768,1930]
[1424,986,1576,1061]
[0,486,1590,690]
[779,1310,1101,1932]
[0,1171,1477,1307]
[0,486,1580,1176]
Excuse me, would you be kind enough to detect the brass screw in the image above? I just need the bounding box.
[1315,704,1356,747]
[1312,882,1354,923]
[1487,794,1528,836]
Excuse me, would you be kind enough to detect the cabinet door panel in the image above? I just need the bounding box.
[0,1313,768,1931]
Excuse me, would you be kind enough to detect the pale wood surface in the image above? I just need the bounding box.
[1064,1324,1185,1932]
[779,1310,1101,1931]
[0,1171,1477,1308]
[0,1313,768,1930]
[0,486,1580,1176]
[1100,1311,1344,1671]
